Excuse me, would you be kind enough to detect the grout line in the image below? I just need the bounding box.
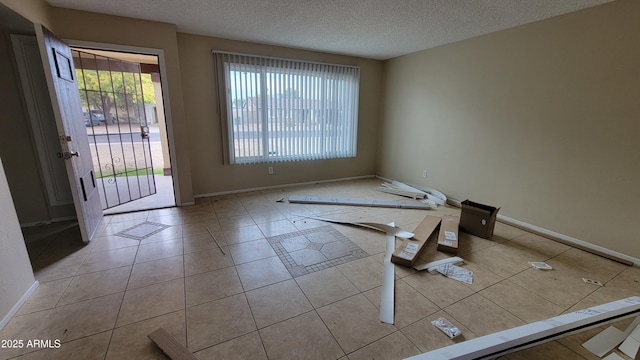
[181,233,190,352]
[19,179,638,359]
[312,307,347,357]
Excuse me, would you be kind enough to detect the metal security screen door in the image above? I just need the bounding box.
[72,49,156,210]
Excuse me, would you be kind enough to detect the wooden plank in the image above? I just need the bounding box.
[148,328,197,360]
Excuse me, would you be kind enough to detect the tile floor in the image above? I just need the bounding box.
[1,178,639,360]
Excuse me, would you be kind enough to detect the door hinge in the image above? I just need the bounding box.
[59,135,71,142]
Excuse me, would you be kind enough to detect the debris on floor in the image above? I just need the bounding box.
[290,214,403,323]
[582,326,627,357]
[434,263,473,284]
[408,182,448,206]
[291,213,414,238]
[377,180,446,208]
[529,261,553,270]
[618,319,640,359]
[378,180,448,206]
[378,181,428,200]
[413,256,464,273]
[432,317,461,339]
[582,316,640,358]
[148,327,197,360]
[288,195,434,210]
[380,231,396,324]
[408,297,640,360]
[602,353,625,360]
[206,226,226,255]
[583,278,604,287]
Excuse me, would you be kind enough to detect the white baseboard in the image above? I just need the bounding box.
[0,281,39,331]
[194,175,376,198]
[446,197,639,266]
[375,175,392,182]
[498,214,639,266]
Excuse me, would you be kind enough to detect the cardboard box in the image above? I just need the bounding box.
[391,215,441,267]
[459,200,500,239]
[437,215,460,254]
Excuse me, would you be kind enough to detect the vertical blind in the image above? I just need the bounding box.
[214,52,360,164]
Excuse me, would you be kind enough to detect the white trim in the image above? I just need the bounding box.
[62,39,181,206]
[407,296,640,360]
[193,175,375,198]
[499,214,639,266]
[0,281,39,331]
[447,196,639,266]
[291,213,414,238]
[380,232,395,324]
[289,195,433,210]
[378,183,426,199]
[413,256,464,272]
[447,197,463,207]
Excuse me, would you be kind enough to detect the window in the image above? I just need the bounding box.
[214,52,360,164]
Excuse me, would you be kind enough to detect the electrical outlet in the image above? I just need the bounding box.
[422,169,427,178]
[268,166,274,175]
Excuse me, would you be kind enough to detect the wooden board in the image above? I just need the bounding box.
[148,328,197,360]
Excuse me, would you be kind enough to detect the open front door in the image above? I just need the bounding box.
[72,49,157,210]
[35,24,103,243]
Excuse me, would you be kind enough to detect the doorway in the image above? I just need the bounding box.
[69,47,175,214]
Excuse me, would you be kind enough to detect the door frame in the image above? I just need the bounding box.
[65,39,181,207]
[10,34,74,209]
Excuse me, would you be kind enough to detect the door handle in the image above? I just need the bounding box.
[57,151,79,160]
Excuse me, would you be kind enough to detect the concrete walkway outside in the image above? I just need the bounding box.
[86,123,175,213]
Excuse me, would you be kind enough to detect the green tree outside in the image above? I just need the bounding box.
[76,68,155,123]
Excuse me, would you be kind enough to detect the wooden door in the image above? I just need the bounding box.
[35,24,103,242]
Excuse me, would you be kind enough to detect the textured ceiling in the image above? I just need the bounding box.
[45,0,615,60]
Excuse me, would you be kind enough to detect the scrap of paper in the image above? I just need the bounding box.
[435,263,473,284]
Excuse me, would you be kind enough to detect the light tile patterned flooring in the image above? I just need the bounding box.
[2,178,639,360]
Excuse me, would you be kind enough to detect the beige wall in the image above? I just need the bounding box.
[0,156,36,325]
[0,0,53,29]
[380,0,640,259]
[51,8,194,204]
[177,33,382,195]
[8,4,382,202]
